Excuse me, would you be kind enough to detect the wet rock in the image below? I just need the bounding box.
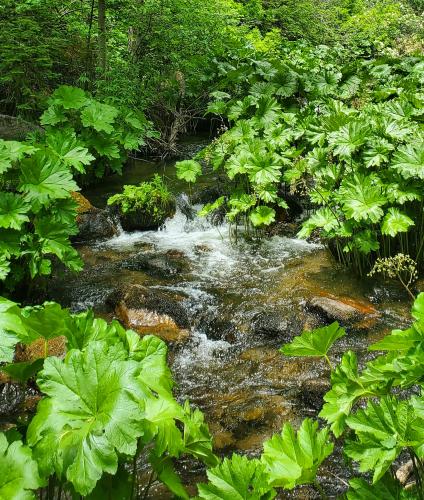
[0,114,43,140]
[209,426,236,450]
[71,191,94,214]
[117,200,176,232]
[194,244,211,254]
[176,193,196,221]
[396,460,414,485]
[266,221,299,238]
[107,284,190,343]
[307,295,379,327]
[116,304,189,343]
[0,384,26,417]
[251,310,301,342]
[121,251,189,278]
[72,193,118,242]
[191,184,226,205]
[198,309,236,342]
[299,377,331,413]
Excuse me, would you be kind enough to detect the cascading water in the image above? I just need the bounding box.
[47,168,411,496]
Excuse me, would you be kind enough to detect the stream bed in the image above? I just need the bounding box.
[47,151,412,498]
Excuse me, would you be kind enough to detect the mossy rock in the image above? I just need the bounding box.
[119,200,176,231]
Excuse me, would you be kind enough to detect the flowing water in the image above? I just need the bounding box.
[48,148,412,498]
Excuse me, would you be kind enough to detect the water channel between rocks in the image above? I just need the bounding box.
[48,144,411,498]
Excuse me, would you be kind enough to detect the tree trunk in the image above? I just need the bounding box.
[98,0,106,75]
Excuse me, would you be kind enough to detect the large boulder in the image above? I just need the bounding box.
[107,284,190,343]
[72,192,118,243]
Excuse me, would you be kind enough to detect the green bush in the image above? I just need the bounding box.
[0,137,82,295]
[0,298,217,498]
[198,42,424,275]
[108,174,175,226]
[40,85,156,181]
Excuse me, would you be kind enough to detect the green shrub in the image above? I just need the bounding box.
[40,85,156,181]
[0,298,217,498]
[108,174,175,225]
[0,138,83,295]
[198,42,424,275]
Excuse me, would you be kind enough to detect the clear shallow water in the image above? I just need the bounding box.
[48,159,412,497]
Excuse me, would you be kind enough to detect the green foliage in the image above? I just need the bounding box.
[107,174,175,224]
[41,86,154,179]
[261,419,333,489]
[279,293,424,496]
[0,433,44,499]
[197,454,276,499]
[0,138,82,294]
[176,160,203,184]
[347,472,416,499]
[201,41,424,273]
[0,298,218,497]
[28,341,146,495]
[280,322,345,361]
[345,396,424,482]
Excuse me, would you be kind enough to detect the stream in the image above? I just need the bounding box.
[47,144,412,498]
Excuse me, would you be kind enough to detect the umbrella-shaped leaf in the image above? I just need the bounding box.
[0,297,28,362]
[381,208,414,237]
[197,454,276,499]
[0,192,30,230]
[0,140,37,174]
[27,341,145,495]
[319,351,384,437]
[391,143,424,180]
[345,396,424,483]
[81,102,119,134]
[250,206,276,227]
[176,160,202,183]
[51,85,88,110]
[19,152,78,207]
[46,130,94,172]
[35,217,83,272]
[340,175,386,223]
[261,419,333,489]
[0,433,43,499]
[280,322,345,358]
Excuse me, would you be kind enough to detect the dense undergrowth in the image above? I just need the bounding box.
[178,46,424,275]
[1,0,424,498]
[1,294,424,498]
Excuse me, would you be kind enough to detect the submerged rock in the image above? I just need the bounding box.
[307,294,379,328]
[121,250,189,278]
[0,384,25,417]
[72,192,118,242]
[251,310,301,342]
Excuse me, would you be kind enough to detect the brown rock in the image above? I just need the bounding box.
[307,294,379,327]
[116,302,189,343]
[108,284,190,329]
[15,336,67,362]
[396,460,414,485]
